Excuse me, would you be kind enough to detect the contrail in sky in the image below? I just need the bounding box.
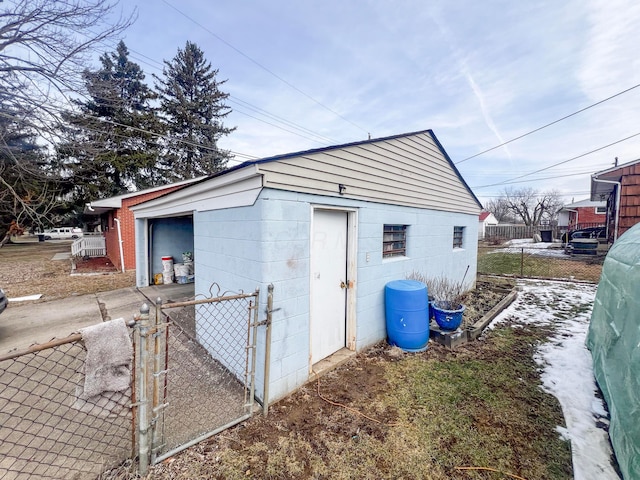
[463,68,512,159]
[428,7,512,159]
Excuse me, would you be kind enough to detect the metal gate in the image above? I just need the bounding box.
[135,284,263,469]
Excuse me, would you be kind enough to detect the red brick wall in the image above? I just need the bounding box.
[576,206,606,225]
[567,206,605,229]
[105,185,185,271]
[619,165,640,237]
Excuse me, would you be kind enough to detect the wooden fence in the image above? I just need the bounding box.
[484,225,560,241]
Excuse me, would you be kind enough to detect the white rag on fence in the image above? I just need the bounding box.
[80,318,133,399]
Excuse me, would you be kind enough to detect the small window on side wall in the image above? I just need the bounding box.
[383,225,407,258]
[453,226,465,249]
[595,206,606,214]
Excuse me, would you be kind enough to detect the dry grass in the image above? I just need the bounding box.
[145,324,572,480]
[0,238,135,300]
[478,247,603,282]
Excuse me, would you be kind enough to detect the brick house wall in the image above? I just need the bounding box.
[567,206,606,229]
[103,186,184,271]
[618,163,640,237]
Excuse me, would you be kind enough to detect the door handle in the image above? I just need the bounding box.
[340,281,347,289]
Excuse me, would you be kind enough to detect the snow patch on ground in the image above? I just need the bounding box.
[490,280,620,479]
[488,238,569,258]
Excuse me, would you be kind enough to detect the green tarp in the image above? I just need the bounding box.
[587,223,640,480]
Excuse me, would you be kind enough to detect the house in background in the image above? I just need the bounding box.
[478,211,498,239]
[130,129,482,403]
[557,198,607,231]
[84,178,203,271]
[591,158,640,242]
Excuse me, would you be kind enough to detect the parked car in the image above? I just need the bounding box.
[43,227,83,240]
[562,226,606,244]
[570,227,606,240]
[0,288,7,315]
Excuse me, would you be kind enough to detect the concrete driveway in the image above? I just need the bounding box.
[0,284,194,355]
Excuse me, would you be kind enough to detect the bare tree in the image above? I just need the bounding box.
[502,187,563,226]
[484,197,514,223]
[0,102,67,245]
[1,0,134,113]
[0,0,134,242]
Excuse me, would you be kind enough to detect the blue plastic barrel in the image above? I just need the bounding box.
[385,280,429,352]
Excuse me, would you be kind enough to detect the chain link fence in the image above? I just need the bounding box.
[478,242,605,282]
[0,335,132,479]
[146,288,262,466]
[0,284,270,478]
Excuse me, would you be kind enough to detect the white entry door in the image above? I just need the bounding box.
[310,209,348,364]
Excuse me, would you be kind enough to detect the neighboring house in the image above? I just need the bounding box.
[557,199,606,230]
[478,211,498,239]
[130,129,482,403]
[84,178,203,271]
[591,158,640,242]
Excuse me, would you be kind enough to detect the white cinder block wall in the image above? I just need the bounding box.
[193,189,478,403]
[356,205,478,351]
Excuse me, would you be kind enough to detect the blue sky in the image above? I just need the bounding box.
[107,0,640,205]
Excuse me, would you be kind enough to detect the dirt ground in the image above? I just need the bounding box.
[74,255,119,274]
[459,278,513,328]
[138,281,534,480]
[147,321,569,480]
[0,237,135,301]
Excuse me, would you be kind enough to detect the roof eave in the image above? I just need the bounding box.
[590,172,621,201]
[129,164,262,214]
[84,203,117,215]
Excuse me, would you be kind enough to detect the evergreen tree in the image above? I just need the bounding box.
[154,41,234,180]
[58,41,163,203]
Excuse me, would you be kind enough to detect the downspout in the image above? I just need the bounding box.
[114,217,126,273]
[563,208,578,244]
[592,176,621,242]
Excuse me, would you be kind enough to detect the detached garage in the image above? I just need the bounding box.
[131,129,482,403]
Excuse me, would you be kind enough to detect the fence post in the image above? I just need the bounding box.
[520,248,524,277]
[243,288,261,414]
[151,297,165,465]
[263,284,274,416]
[136,303,151,476]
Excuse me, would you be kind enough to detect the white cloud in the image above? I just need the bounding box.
[578,0,640,99]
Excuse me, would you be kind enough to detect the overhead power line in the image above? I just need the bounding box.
[228,96,336,144]
[86,32,340,147]
[231,106,332,146]
[472,130,640,189]
[473,170,600,189]
[455,82,640,164]
[0,108,260,161]
[478,190,593,199]
[160,0,369,135]
[467,166,600,183]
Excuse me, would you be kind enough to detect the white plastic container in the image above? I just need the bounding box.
[161,256,174,284]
